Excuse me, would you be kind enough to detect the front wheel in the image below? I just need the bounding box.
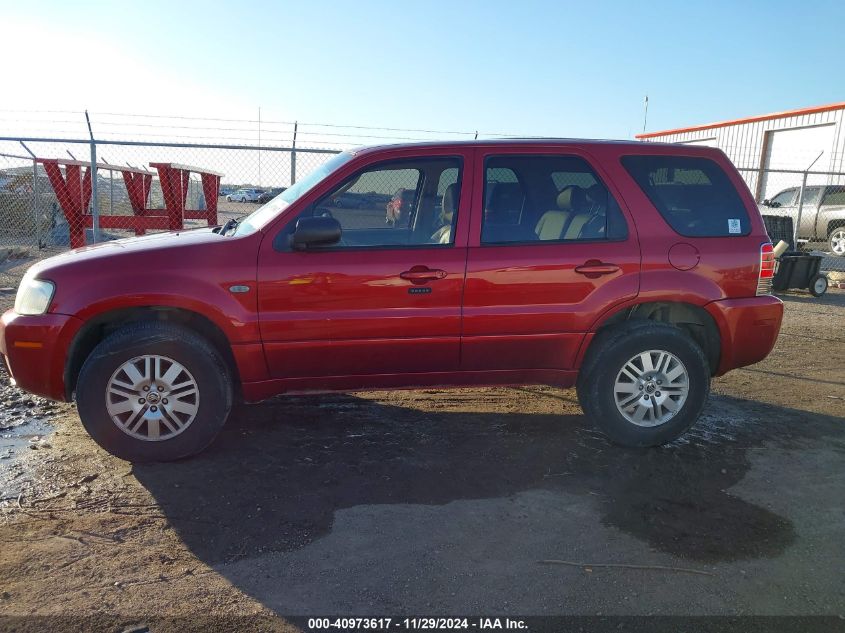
[576,321,710,447]
[829,227,845,256]
[76,322,233,462]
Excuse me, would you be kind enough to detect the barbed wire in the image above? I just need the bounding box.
[0,109,546,142]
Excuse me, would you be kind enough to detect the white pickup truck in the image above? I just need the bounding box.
[761,185,845,255]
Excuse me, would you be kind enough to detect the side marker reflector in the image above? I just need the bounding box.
[13,341,43,349]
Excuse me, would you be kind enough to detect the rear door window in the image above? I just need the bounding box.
[822,186,845,206]
[621,155,750,237]
[481,155,628,244]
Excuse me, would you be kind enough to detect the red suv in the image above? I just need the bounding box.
[1,140,783,462]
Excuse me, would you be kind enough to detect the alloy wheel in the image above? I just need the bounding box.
[105,355,200,441]
[614,350,689,427]
[830,229,845,256]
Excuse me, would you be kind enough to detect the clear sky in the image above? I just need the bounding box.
[2,0,844,142]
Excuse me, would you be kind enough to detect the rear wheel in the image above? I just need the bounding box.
[576,321,710,447]
[76,322,233,462]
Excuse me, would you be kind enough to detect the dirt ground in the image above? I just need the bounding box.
[0,251,843,630]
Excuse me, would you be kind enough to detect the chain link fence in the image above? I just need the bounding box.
[737,166,845,271]
[0,137,340,256]
[2,135,845,274]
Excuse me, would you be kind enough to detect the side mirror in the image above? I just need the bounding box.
[761,199,771,207]
[291,216,341,250]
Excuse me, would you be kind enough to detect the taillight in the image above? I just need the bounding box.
[757,242,775,295]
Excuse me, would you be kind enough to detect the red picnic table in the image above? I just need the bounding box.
[38,159,223,248]
[148,162,223,232]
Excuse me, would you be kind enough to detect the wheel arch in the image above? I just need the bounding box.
[65,306,240,400]
[586,301,721,375]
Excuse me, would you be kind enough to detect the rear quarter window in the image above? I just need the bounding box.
[621,155,750,237]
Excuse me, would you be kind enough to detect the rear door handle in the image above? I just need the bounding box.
[574,261,620,276]
[400,267,448,283]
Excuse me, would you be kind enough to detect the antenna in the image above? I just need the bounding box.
[642,95,649,135]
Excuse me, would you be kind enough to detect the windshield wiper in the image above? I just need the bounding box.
[216,218,241,235]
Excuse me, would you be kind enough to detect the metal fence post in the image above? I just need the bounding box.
[794,152,824,252]
[794,171,808,251]
[85,111,100,243]
[18,142,41,250]
[291,121,298,185]
[32,158,40,249]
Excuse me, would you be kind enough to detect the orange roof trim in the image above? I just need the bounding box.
[636,101,845,139]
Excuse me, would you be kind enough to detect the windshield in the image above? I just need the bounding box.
[233,151,355,236]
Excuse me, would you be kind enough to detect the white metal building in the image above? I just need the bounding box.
[637,102,845,201]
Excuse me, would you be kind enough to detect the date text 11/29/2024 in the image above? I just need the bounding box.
[306,618,527,630]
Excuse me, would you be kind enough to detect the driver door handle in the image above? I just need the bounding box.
[400,267,448,282]
[574,261,620,276]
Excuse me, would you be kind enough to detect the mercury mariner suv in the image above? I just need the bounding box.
[2,140,783,461]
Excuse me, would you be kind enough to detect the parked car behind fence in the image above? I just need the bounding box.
[226,188,263,203]
[761,185,845,255]
[257,188,286,204]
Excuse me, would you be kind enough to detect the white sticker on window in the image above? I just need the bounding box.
[728,219,741,234]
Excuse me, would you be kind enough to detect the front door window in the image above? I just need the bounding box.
[277,158,463,250]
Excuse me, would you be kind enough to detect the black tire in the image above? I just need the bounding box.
[576,321,710,447]
[809,273,828,297]
[828,226,845,257]
[76,322,233,462]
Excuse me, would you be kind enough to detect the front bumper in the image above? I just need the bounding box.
[705,295,784,376]
[0,310,83,401]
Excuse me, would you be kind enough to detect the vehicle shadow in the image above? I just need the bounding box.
[132,391,844,574]
[778,289,845,308]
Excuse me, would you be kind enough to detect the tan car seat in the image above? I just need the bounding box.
[534,186,583,240]
[563,184,608,239]
[548,184,609,240]
[431,183,458,244]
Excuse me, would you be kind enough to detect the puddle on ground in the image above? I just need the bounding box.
[0,369,59,502]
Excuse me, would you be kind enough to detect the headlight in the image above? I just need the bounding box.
[14,276,55,315]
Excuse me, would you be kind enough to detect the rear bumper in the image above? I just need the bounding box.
[0,310,83,401]
[705,295,784,376]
